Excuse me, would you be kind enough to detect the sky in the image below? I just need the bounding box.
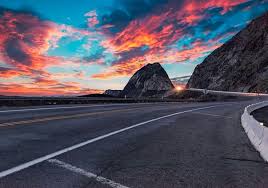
[0,0,267,96]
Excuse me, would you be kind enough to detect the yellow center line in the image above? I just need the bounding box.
[0,107,145,127]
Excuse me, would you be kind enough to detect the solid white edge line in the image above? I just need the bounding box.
[48,159,129,188]
[0,104,228,178]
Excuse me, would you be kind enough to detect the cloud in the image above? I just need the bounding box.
[102,0,249,54]
[1,1,267,95]
[0,7,104,95]
[0,7,65,76]
[0,71,102,96]
[0,7,97,75]
[101,11,180,54]
[85,10,99,27]
[99,0,170,33]
[0,67,21,78]
[0,82,103,96]
[92,39,222,79]
[91,0,258,79]
[182,0,248,14]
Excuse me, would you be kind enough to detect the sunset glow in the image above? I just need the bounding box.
[176,85,185,91]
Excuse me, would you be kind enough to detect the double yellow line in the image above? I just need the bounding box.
[0,107,140,128]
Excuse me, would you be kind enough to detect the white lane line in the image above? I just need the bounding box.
[0,104,230,178]
[191,112,233,119]
[48,159,129,188]
[0,103,155,113]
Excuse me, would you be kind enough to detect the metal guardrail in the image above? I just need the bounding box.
[1,88,267,101]
[188,88,268,97]
[1,88,267,106]
[0,96,188,107]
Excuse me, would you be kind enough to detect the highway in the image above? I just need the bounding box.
[0,101,267,187]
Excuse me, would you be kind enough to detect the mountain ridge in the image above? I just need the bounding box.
[187,11,268,93]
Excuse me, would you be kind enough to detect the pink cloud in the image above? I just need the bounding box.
[85,10,99,27]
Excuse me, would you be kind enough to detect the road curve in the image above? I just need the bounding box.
[0,101,267,187]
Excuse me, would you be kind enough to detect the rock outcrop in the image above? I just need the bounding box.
[103,90,121,97]
[187,11,268,93]
[120,63,174,98]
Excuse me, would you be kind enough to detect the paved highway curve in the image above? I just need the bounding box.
[0,101,267,187]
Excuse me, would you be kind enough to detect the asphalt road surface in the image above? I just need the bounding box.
[0,101,267,188]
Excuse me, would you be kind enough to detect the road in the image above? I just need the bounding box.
[0,101,267,187]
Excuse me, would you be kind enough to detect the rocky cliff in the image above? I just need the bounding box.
[187,12,268,93]
[120,63,174,98]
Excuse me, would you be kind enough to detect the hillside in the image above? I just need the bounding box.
[187,11,268,93]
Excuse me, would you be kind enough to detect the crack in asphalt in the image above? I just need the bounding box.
[221,157,267,165]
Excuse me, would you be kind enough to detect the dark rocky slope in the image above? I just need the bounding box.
[120,63,174,98]
[187,11,268,93]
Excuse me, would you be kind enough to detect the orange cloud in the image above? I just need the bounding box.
[102,0,246,54]
[184,0,248,14]
[0,10,66,80]
[0,82,103,96]
[102,11,179,53]
[0,67,21,78]
[92,41,221,79]
[0,9,99,96]
[0,0,253,95]
[93,0,247,80]
[178,0,248,23]
[0,10,95,78]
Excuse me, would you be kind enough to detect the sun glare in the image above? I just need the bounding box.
[176,85,184,91]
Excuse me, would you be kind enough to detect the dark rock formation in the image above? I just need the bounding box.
[187,11,268,93]
[79,93,113,98]
[120,63,174,98]
[103,89,121,97]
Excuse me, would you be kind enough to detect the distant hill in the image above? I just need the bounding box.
[79,93,114,98]
[120,63,174,98]
[187,11,268,93]
[103,90,121,97]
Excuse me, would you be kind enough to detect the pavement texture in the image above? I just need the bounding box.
[0,101,267,188]
[252,106,268,127]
